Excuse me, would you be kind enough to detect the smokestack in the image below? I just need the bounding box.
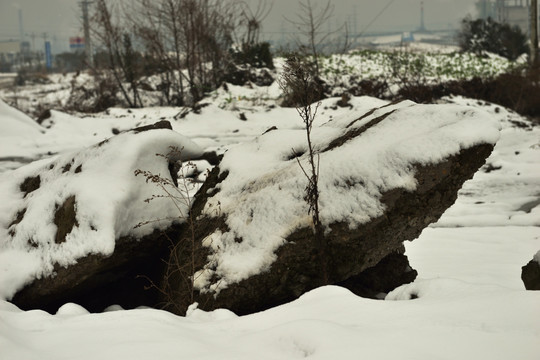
[420,1,426,32]
[18,9,24,42]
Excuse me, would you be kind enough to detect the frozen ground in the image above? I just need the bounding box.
[0,82,539,358]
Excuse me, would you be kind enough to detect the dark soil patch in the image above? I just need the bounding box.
[20,175,41,197]
[54,195,79,244]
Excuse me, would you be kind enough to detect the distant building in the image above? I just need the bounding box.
[0,41,21,56]
[0,41,21,71]
[0,40,33,72]
[475,0,538,34]
[401,32,415,43]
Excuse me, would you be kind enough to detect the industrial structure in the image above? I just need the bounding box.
[475,0,538,34]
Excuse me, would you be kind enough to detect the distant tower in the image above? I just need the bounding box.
[419,1,426,32]
[18,9,24,42]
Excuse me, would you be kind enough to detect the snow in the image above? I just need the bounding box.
[430,97,540,228]
[534,250,540,264]
[1,58,539,359]
[0,98,44,137]
[0,284,538,360]
[0,98,45,163]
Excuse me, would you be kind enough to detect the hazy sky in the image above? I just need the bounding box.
[0,0,480,52]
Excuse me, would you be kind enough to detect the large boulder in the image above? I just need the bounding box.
[521,250,540,290]
[163,99,500,315]
[0,121,203,312]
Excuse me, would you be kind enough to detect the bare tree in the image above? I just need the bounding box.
[132,0,239,105]
[92,0,143,108]
[238,0,273,46]
[132,0,188,105]
[285,0,343,76]
[92,0,271,108]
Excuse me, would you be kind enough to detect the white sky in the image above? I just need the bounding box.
[0,0,480,53]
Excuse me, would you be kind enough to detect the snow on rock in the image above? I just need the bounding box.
[0,121,203,303]
[198,100,500,290]
[164,98,501,315]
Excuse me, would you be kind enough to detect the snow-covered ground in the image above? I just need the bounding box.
[0,74,539,358]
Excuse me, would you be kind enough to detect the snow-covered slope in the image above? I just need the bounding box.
[0,98,44,136]
[0,98,45,162]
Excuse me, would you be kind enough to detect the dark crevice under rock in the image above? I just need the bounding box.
[131,120,172,133]
[326,109,397,151]
[336,247,417,299]
[11,226,183,314]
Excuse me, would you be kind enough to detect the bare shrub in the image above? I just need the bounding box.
[279,56,328,283]
[134,147,208,313]
[285,0,348,77]
[64,70,119,113]
[92,0,143,108]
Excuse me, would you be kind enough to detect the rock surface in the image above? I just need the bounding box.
[162,101,498,315]
[1,121,202,312]
[521,251,540,290]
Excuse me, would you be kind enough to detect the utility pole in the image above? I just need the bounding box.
[81,1,93,67]
[531,0,538,66]
[30,32,36,51]
[18,9,24,43]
